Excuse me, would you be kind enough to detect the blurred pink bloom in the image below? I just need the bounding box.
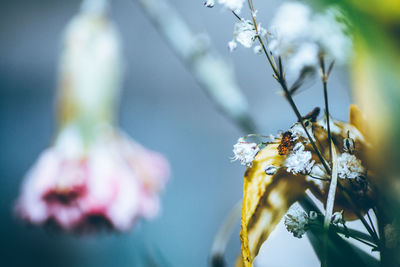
[14,2,170,232]
[15,128,169,231]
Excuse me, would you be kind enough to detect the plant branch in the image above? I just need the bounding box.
[135,0,257,133]
[320,56,332,164]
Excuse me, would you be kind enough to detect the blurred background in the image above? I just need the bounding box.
[0,0,353,266]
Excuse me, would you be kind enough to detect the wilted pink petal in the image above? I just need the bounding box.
[15,130,169,232]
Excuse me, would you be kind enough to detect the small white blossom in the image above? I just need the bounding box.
[311,8,352,64]
[289,121,314,142]
[265,165,278,175]
[232,137,260,167]
[233,20,257,48]
[285,143,315,175]
[331,211,345,225]
[227,40,237,52]
[204,0,215,8]
[284,203,309,238]
[268,2,351,77]
[268,2,311,54]
[337,153,365,179]
[253,45,263,54]
[218,0,245,14]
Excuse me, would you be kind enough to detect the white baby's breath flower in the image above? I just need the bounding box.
[311,8,351,64]
[337,153,365,179]
[253,45,263,54]
[233,20,257,48]
[268,2,351,77]
[284,203,309,238]
[227,40,237,52]
[268,2,311,52]
[218,0,245,14]
[285,143,315,175]
[204,0,215,8]
[232,137,260,167]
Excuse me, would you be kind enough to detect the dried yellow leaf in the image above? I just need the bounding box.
[240,143,310,266]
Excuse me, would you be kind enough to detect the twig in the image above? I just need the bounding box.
[210,201,242,267]
[241,1,331,174]
[320,56,332,164]
[135,0,256,133]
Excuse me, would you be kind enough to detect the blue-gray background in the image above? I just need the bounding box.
[0,0,352,266]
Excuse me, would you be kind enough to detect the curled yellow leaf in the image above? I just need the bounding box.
[239,106,375,266]
[240,143,310,266]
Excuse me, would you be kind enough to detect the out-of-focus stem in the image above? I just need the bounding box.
[210,201,242,267]
[135,0,257,133]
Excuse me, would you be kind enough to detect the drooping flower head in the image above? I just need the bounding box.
[15,0,170,232]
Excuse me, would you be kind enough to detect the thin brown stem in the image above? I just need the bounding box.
[233,1,381,253]
[243,1,331,174]
[320,56,332,165]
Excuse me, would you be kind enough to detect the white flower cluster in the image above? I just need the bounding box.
[218,0,245,13]
[284,203,309,238]
[337,153,365,179]
[285,143,315,175]
[268,2,351,77]
[228,19,267,52]
[204,0,245,13]
[234,20,257,48]
[232,137,260,167]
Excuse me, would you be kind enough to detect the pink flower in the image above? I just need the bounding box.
[15,128,169,232]
[15,1,170,232]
